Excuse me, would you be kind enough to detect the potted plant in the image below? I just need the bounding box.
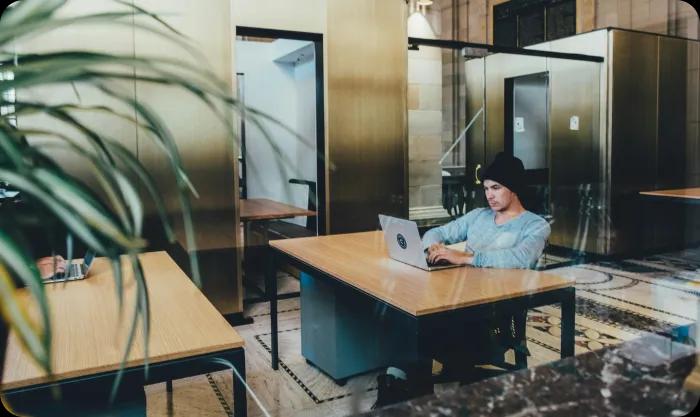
[0,0,300,396]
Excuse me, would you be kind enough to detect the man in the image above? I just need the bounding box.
[423,152,550,269]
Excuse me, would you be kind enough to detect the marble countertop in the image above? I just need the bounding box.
[362,331,699,416]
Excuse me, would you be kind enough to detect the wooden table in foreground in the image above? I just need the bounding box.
[266,231,575,383]
[240,198,316,221]
[1,251,247,417]
[639,187,700,202]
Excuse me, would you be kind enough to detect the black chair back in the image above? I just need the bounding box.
[289,178,317,233]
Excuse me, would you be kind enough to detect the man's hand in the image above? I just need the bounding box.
[36,256,66,279]
[427,244,473,265]
[427,243,445,254]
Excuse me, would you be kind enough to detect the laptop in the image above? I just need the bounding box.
[46,251,96,283]
[379,214,463,272]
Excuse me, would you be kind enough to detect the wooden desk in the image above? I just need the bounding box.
[2,252,247,417]
[240,198,316,221]
[638,188,700,252]
[266,231,575,380]
[639,187,700,202]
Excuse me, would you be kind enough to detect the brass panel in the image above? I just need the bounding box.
[688,40,700,185]
[685,38,700,247]
[548,58,601,252]
[544,30,609,254]
[658,36,688,189]
[576,0,596,33]
[464,58,486,209]
[134,0,241,314]
[231,0,326,34]
[326,0,408,233]
[134,9,237,217]
[15,0,138,199]
[14,2,242,313]
[653,36,692,249]
[608,29,659,254]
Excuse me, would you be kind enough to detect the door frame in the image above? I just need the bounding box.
[235,26,327,235]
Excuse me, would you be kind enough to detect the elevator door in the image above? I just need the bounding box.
[463,58,487,212]
[505,72,550,215]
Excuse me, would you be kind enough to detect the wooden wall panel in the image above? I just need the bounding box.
[326,0,408,233]
[134,0,241,314]
[577,0,596,32]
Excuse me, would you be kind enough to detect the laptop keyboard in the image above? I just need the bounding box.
[427,259,452,267]
[67,263,80,276]
[53,263,81,280]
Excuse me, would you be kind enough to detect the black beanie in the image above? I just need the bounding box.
[480,152,525,196]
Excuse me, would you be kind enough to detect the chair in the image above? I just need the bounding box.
[484,310,529,370]
[484,213,557,373]
[441,175,468,218]
[435,213,555,384]
[485,213,556,374]
[267,178,317,239]
[434,311,529,385]
[289,178,317,234]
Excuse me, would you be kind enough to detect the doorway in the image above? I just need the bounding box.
[235,26,325,235]
[504,72,550,216]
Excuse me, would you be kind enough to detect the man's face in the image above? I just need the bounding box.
[483,179,515,212]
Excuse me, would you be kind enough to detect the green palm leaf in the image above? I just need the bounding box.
[0,0,65,27]
[29,137,137,236]
[0,235,51,374]
[0,169,110,254]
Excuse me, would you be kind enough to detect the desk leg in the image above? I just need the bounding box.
[233,350,248,417]
[514,310,528,369]
[560,288,576,358]
[407,359,434,397]
[266,248,279,370]
[260,220,270,294]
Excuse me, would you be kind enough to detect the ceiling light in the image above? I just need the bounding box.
[417,0,434,5]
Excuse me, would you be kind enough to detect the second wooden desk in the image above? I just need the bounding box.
[266,231,575,384]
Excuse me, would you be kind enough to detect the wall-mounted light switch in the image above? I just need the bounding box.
[569,115,579,131]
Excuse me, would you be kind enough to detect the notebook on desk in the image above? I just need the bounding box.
[45,251,96,284]
[378,214,464,272]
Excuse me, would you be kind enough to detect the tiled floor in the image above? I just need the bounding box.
[145,247,700,417]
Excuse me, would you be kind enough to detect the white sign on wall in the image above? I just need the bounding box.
[569,115,580,131]
[514,117,525,133]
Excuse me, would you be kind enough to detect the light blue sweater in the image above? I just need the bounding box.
[421,208,551,269]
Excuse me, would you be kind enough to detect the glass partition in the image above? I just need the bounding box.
[407,43,485,227]
[482,53,601,255]
[408,41,604,256]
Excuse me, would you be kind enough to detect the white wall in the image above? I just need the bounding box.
[237,40,317,226]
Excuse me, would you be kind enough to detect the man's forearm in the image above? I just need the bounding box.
[421,228,443,250]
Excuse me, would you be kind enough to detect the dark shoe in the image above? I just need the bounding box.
[372,367,412,409]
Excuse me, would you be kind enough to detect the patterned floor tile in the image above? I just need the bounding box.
[144,245,700,417]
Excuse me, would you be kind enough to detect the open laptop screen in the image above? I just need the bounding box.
[83,250,96,271]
